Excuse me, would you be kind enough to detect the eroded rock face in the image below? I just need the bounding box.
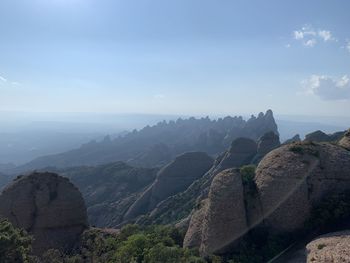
[218,138,257,170]
[184,140,350,255]
[339,129,350,150]
[306,231,350,262]
[183,199,209,249]
[124,152,213,220]
[252,131,280,164]
[255,142,350,233]
[0,172,88,254]
[200,169,248,255]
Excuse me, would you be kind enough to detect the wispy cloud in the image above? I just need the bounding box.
[0,75,7,82]
[347,41,350,53]
[302,74,350,100]
[304,39,317,47]
[292,25,336,47]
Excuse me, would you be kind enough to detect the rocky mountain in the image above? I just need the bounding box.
[138,132,280,226]
[0,172,88,254]
[14,110,278,172]
[304,129,346,142]
[182,131,350,257]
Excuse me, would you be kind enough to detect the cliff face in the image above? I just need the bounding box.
[0,172,88,254]
[124,152,213,221]
[184,130,350,256]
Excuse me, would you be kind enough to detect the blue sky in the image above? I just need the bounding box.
[0,0,350,116]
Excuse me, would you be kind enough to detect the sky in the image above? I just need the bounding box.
[1,0,350,117]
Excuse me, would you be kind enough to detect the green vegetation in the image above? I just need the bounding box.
[289,145,304,154]
[317,244,326,250]
[305,190,350,232]
[240,165,257,196]
[0,219,33,263]
[37,224,205,263]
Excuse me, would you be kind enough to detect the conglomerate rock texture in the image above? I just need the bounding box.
[0,172,88,254]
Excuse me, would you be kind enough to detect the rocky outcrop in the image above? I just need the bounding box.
[338,129,350,150]
[306,231,350,262]
[184,139,350,255]
[304,130,332,142]
[217,138,257,170]
[200,169,248,255]
[255,141,350,233]
[0,172,88,254]
[124,152,213,221]
[252,131,280,164]
[183,199,209,249]
[283,134,301,144]
[304,130,345,143]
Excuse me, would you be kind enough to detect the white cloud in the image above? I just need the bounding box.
[0,75,7,82]
[347,41,350,53]
[318,30,334,42]
[292,26,336,47]
[303,74,350,100]
[304,39,317,47]
[294,31,304,40]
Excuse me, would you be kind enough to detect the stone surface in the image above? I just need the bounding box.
[338,129,350,151]
[218,138,257,169]
[306,231,350,263]
[255,142,350,233]
[252,131,280,164]
[200,168,248,255]
[183,199,209,249]
[0,172,88,254]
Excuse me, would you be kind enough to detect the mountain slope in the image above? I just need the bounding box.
[16,110,278,172]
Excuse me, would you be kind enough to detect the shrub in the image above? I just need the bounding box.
[0,219,33,263]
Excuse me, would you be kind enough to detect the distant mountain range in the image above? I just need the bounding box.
[12,110,278,173]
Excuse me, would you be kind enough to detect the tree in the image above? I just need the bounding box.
[0,219,33,263]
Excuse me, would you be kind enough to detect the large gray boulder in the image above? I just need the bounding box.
[255,141,350,234]
[0,172,88,254]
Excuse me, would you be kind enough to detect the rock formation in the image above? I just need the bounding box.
[255,141,350,234]
[217,138,257,170]
[306,231,350,262]
[338,129,350,150]
[304,130,332,142]
[0,172,88,254]
[124,152,213,220]
[304,130,345,143]
[252,131,280,164]
[199,169,248,255]
[16,110,278,172]
[184,139,350,255]
[283,134,301,144]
